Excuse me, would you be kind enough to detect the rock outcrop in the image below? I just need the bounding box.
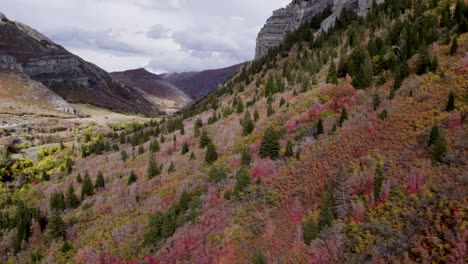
[0,12,158,116]
[255,0,380,59]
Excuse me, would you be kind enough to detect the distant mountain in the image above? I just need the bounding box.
[0,13,158,116]
[111,68,192,113]
[159,63,243,99]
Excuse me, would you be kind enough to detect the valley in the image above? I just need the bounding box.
[0,0,467,263]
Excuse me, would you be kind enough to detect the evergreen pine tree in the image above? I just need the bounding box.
[150,139,160,153]
[121,150,128,162]
[339,107,348,126]
[459,17,468,34]
[378,109,388,120]
[181,142,189,155]
[236,98,244,113]
[190,152,196,160]
[61,241,72,253]
[416,45,432,75]
[284,140,294,158]
[252,248,266,264]
[144,211,164,245]
[76,173,82,183]
[199,129,211,148]
[138,145,145,154]
[440,4,451,29]
[147,156,160,179]
[50,192,65,212]
[242,111,255,136]
[303,216,318,245]
[327,61,338,84]
[128,170,137,185]
[259,128,280,160]
[241,147,252,166]
[432,132,447,163]
[428,124,439,146]
[94,171,105,189]
[167,162,175,173]
[316,118,324,136]
[318,185,335,231]
[208,164,227,183]
[446,91,456,112]
[279,97,286,107]
[267,101,275,117]
[337,55,348,78]
[373,92,381,110]
[65,184,79,209]
[348,46,374,89]
[81,172,94,199]
[388,88,396,100]
[205,143,218,164]
[161,212,175,238]
[234,167,252,196]
[374,163,384,201]
[331,123,337,134]
[253,109,260,122]
[41,168,49,181]
[48,210,66,240]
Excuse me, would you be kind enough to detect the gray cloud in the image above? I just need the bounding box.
[49,28,142,55]
[147,24,169,39]
[2,0,290,73]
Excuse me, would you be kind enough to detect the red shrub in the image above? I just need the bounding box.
[404,171,426,195]
[290,199,304,224]
[379,181,390,204]
[350,201,365,223]
[252,158,279,178]
[285,120,299,133]
[447,112,462,130]
[447,231,467,264]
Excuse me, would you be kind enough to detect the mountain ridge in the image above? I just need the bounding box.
[0,12,158,116]
[111,68,192,113]
[159,63,243,99]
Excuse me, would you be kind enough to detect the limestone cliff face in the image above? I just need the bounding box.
[255,0,378,59]
[0,13,158,116]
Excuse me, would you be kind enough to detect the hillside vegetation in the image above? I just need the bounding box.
[0,0,467,263]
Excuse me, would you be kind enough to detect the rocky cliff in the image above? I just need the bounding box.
[0,13,158,116]
[255,0,379,59]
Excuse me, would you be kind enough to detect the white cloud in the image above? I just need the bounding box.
[1,0,290,72]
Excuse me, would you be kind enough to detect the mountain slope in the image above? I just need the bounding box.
[1,1,467,263]
[111,68,192,113]
[160,63,243,99]
[0,70,74,116]
[0,13,158,116]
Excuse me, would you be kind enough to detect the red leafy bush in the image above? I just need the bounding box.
[252,158,279,178]
[309,225,345,264]
[404,171,426,195]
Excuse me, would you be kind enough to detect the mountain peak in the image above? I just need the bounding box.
[115,68,160,79]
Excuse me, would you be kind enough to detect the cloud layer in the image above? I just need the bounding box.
[2,0,290,73]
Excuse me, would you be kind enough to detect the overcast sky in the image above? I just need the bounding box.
[2,0,290,73]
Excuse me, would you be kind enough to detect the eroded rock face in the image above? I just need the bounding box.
[0,14,158,116]
[255,0,378,59]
